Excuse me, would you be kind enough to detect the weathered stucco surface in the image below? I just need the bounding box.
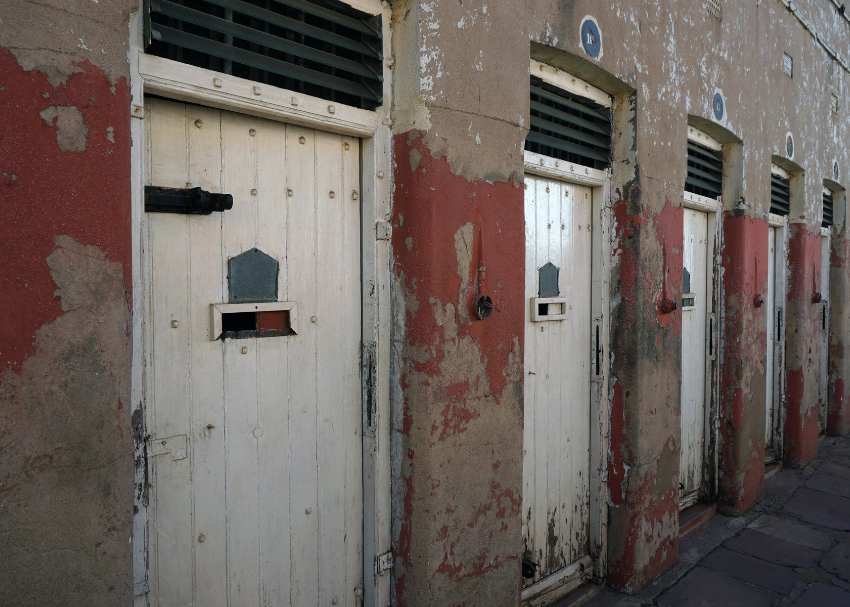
[0,0,135,601]
[391,0,850,601]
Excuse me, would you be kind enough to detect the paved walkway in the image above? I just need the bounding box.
[581,434,850,607]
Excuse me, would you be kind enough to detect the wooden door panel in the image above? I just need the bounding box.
[145,98,362,606]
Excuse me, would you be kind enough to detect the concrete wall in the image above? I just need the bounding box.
[0,0,136,604]
[390,0,850,602]
[1,0,849,604]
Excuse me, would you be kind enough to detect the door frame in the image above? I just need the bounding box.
[820,223,832,432]
[681,186,721,509]
[522,148,611,596]
[127,4,394,605]
[766,211,788,461]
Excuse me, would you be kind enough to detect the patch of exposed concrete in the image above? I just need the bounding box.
[0,236,132,605]
[40,105,88,152]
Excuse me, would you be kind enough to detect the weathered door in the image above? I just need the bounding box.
[522,174,593,593]
[680,209,709,507]
[819,234,831,432]
[765,228,778,457]
[144,98,363,606]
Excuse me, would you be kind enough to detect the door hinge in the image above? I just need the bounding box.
[376,221,391,241]
[376,550,393,575]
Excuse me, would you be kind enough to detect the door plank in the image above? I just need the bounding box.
[285,124,321,607]
[147,98,194,606]
[255,118,292,606]
[186,103,228,607]
[766,227,776,448]
[221,112,261,607]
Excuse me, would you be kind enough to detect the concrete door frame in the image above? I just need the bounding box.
[126,4,395,605]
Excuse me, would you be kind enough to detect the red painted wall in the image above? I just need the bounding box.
[0,47,133,604]
[717,213,767,514]
[783,224,822,468]
[391,132,525,606]
[829,227,850,435]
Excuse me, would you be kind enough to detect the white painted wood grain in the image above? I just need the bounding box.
[145,99,362,607]
[146,98,194,607]
[523,174,593,590]
[680,209,708,500]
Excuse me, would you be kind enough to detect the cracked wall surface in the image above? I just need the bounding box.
[0,0,135,601]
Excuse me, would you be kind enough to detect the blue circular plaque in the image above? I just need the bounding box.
[581,20,601,59]
[713,92,724,121]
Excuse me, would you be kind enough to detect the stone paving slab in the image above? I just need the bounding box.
[722,528,821,568]
[821,542,850,583]
[806,472,850,499]
[700,546,800,593]
[655,567,777,607]
[764,469,805,499]
[790,582,850,607]
[747,514,834,550]
[819,461,850,481]
[781,487,850,531]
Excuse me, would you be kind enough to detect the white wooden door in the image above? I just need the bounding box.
[522,175,593,592]
[143,98,363,607]
[765,228,776,453]
[820,234,831,432]
[680,209,709,505]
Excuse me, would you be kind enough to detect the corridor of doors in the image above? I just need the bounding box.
[679,126,722,511]
[521,60,611,607]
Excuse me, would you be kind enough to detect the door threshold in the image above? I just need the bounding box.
[522,555,593,607]
[679,502,716,537]
[549,580,603,607]
[764,461,782,480]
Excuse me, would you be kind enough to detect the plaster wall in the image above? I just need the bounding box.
[0,0,136,604]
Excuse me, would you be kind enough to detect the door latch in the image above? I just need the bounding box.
[376,551,393,575]
[145,186,233,215]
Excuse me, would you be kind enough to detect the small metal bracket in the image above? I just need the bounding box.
[376,221,392,241]
[146,435,188,461]
[376,550,393,575]
[134,579,150,597]
[131,105,145,120]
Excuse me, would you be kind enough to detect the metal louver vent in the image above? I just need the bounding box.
[823,190,834,228]
[526,76,612,170]
[685,141,723,199]
[707,0,721,19]
[770,174,791,216]
[145,0,383,110]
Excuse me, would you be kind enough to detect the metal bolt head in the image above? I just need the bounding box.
[253,85,262,96]
[299,136,306,144]
[352,190,359,201]
[343,142,350,150]
[253,426,263,438]
[249,128,256,136]
[332,598,338,605]
[287,189,293,197]
[291,96,299,106]
[305,507,312,514]
[251,189,258,196]
[310,316,317,323]
[377,170,384,178]
[328,105,335,114]
[194,119,203,128]
[329,191,335,199]
[171,320,179,328]
[213,78,223,88]
[241,346,248,354]
[198,533,205,543]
